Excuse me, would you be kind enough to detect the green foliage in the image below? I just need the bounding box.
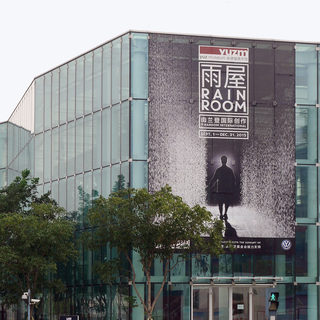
[0,169,54,214]
[85,185,224,319]
[0,170,78,309]
[112,174,129,193]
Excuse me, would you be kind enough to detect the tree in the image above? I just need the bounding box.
[84,185,225,320]
[0,169,53,214]
[0,170,78,314]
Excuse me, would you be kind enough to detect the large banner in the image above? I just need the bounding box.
[148,36,295,254]
[199,46,249,140]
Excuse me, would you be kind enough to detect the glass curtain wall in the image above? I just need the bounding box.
[6,82,35,183]
[295,43,320,320]
[30,32,149,320]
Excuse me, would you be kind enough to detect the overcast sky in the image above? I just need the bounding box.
[1,0,318,123]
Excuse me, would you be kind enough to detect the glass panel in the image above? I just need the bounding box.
[102,43,111,108]
[92,111,101,169]
[75,174,83,229]
[296,225,317,281]
[74,231,83,285]
[101,166,110,198]
[52,180,58,203]
[35,76,44,134]
[212,254,233,277]
[75,118,84,174]
[233,287,249,319]
[84,52,93,115]
[76,57,84,118]
[234,254,253,276]
[296,44,317,105]
[252,287,266,320]
[43,130,51,182]
[111,104,120,164]
[170,253,189,282]
[66,175,75,213]
[112,38,121,105]
[102,108,111,166]
[275,254,294,278]
[254,255,274,277]
[296,166,317,222]
[0,169,6,187]
[111,163,120,192]
[93,48,102,112]
[92,168,101,197]
[44,73,52,131]
[68,61,76,121]
[121,34,130,101]
[52,68,59,128]
[130,161,148,189]
[67,121,75,176]
[121,101,129,161]
[59,178,67,210]
[0,124,7,168]
[131,100,148,160]
[214,286,229,320]
[192,254,211,277]
[59,124,67,178]
[296,284,317,319]
[193,287,209,320]
[131,33,149,99]
[7,123,13,165]
[120,161,129,190]
[52,127,59,179]
[60,64,68,124]
[84,115,92,172]
[295,106,317,164]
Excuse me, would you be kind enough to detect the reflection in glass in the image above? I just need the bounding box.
[296,166,317,221]
[102,108,110,166]
[121,101,129,161]
[60,64,68,124]
[52,69,59,128]
[59,124,67,178]
[112,38,121,105]
[102,44,111,108]
[131,100,148,160]
[121,34,130,101]
[68,61,76,121]
[111,104,120,164]
[35,76,44,134]
[84,53,93,115]
[296,44,317,105]
[131,33,148,99]
[84,115,92,172]
[295,106,317,163]
[44,73,52,131]
[76,57,84,118]
[296,225,317,280]
[92,112,101,169]
[93,49,102,112]
[75,118,84,174]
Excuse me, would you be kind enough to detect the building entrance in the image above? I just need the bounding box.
[192,284,274,320]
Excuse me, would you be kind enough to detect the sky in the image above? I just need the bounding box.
[1,0,319,123]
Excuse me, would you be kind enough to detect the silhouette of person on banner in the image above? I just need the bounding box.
[210,155,236,220]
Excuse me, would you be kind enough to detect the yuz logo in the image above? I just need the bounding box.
[281,239,292,251]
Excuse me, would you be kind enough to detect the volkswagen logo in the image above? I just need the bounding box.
[281,239,292,251]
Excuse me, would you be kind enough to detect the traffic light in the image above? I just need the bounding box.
[269,292,279,311]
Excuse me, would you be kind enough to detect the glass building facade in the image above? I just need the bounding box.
[0,31,319,320]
